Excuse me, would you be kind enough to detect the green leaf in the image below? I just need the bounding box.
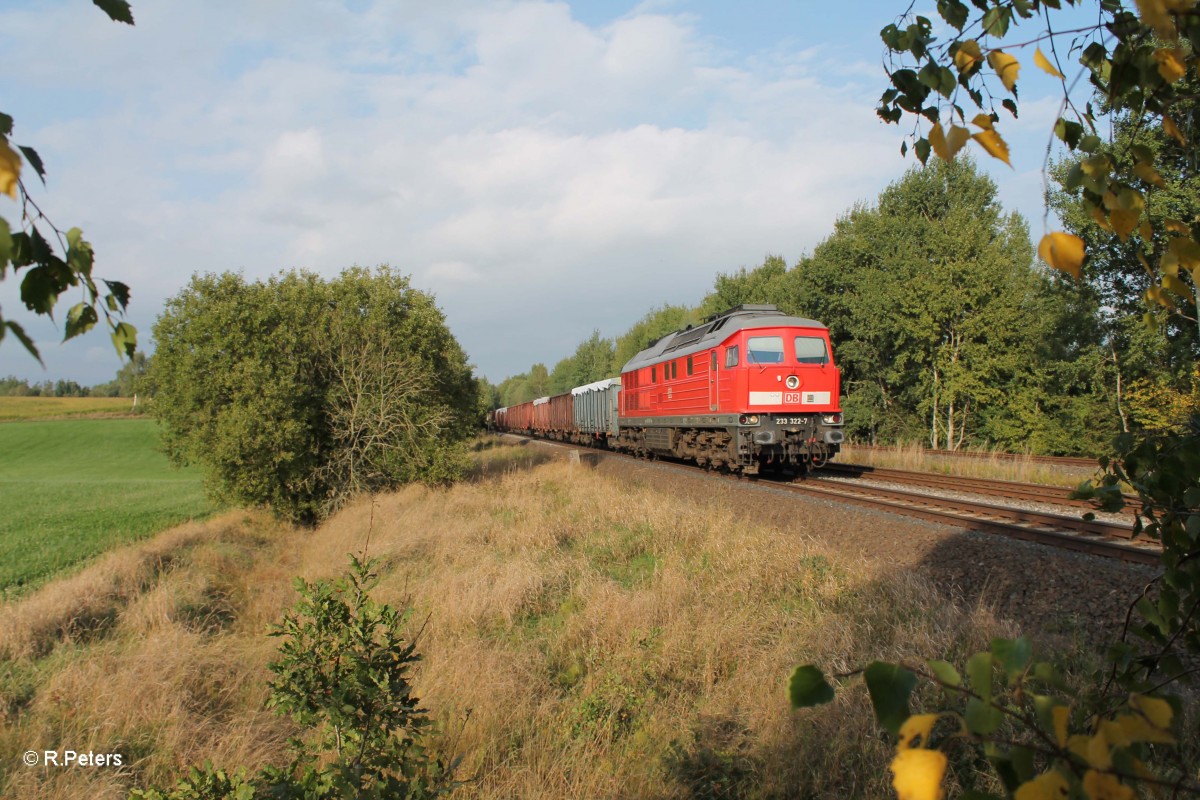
[111,321,137,359]
[966,651,993,700]
[965,696,1004,734]
[991,636,1031,679]
[982,6,1011,36]
[103,280,131,311]
[788,665,835,708]
[937,0,969,30]
[926,659,962,687]
[17,146,45,184]
[5,320,42,365]
[0,216,11,269]
[915,137,931,165]
[92,0,135,25]
[66,229,95,279]
[20,266,58,315]
[864,661,917,736]
[65,302,99,341]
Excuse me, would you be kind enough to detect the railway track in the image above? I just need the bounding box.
[846,444,1100,469]
[505,434,1160,567]
[817,462,1142,514]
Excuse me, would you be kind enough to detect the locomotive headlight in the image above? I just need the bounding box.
[785,375,800,390]
[821,413,842,425]
[739,414,760,425]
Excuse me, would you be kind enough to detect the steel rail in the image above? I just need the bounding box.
[500,433,1160,567]
[845,444,1100,469]
[818,462,1142,514]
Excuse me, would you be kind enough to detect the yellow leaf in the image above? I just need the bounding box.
[1139,220,1154,239]
[1193,265,1200,289]
[1085,729,1112,770]
[1052,705,1070,747]
[1111,209,1140,242]
[1137,0,1179,40]
[1154,47,1187,82]
[1102,190,1121,211]
[890,748,947,800]
[988,49,1021,93]
[1167,236,1200,268]
[1163,114,1187,145]
[1134,160,1167,188]
[1015,770,1069,800]
[898,714,940,749]
[1130,694,1174,729]
[954,40,983,73]
[928,124,969,162]
[1039,232,1086,278]
[1146,285,1176,309]
[1165,218,1191,234]
[1163,273,1192,297]
[972,113,995,131]
[1034,48,1064,78]
[972,129,1011,166]
[0,140,21,200]
[1082,769,1135,800]
[1090,205,1113,231]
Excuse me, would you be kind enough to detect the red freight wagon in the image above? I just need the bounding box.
[506,400,534,433]
[546,392,574,440]
[531,397,551,433]
[615,304,843,475]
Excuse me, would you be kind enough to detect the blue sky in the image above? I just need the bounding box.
[1,0,1087,385]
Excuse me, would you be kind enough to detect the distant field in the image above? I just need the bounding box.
[0,396,136,421]
[0,418,214,597]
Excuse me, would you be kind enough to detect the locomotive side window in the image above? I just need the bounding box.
[652,366,657,383]
[711,351,717,371]
[747,336,784,364]
[686,355,693,376]
[794,336,829,365]
[725,346,739,368]
[672,361,678,379]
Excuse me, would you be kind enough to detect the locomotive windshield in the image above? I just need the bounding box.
[746,336,785,364]
[794,336,828,365]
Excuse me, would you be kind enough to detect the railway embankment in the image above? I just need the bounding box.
[0,441,1170,799]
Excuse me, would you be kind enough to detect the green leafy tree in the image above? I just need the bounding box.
[612,305,700,372]
[789,159,1049,450]
[697,254,789,319]
[149,267,477,524]
[1,1,138,363]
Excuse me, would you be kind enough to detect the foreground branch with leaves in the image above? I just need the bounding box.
[0,0,137,363]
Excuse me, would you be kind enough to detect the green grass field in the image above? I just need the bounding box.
[0,417,214,598]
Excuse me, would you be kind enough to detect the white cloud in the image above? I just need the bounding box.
[2,0,1024,386]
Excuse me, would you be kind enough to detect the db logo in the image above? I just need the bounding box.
[783,392,803,404]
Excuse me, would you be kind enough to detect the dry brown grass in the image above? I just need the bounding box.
[1,445,1021,799]
[839,442,1098,487]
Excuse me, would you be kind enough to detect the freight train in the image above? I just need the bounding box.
[489,304,844,475]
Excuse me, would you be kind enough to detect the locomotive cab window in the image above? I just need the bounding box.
[746,336,785,364]
[686,355,693,376]
[725,346,739,368]
[794,336,829,365]
[711,351,717,371]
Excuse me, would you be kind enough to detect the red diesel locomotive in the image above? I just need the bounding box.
[491,304,844,474]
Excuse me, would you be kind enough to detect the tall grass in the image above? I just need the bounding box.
[840,442,1096,487]
[0,447,1033,799]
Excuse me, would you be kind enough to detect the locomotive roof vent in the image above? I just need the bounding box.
[704,303,780,323]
